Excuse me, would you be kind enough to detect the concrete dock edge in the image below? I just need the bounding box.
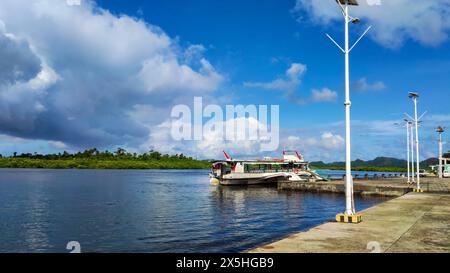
[249,192,450,253]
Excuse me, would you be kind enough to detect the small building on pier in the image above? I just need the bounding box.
[430,157,450,178]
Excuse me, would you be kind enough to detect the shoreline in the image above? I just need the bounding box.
[0,160,409,172]
[0,158,210,170]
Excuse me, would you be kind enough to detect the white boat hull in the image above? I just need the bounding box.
[218,172,308,186]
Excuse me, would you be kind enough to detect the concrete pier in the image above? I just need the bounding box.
[278,177,450,197]
[249,193,450,253]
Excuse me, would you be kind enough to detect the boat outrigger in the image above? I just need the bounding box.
[209,151,326,186]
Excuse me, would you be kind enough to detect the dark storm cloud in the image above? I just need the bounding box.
[0,0,222,150]
[0,33,41,85]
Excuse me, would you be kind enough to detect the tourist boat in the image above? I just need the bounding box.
[209,151,326,186]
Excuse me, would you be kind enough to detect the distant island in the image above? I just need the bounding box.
[0,149,210,170]
[0,150,444,171]
[311,155,446,173]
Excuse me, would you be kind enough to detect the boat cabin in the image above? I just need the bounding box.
[211,151,310,177]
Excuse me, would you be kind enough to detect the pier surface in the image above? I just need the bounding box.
[278,177,450,196]
[249,193,450,253]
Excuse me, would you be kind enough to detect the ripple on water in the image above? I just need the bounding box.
[0,169,386,253]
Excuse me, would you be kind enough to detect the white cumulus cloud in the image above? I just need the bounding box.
[311,88,338,102]
[244,63,306,91]
[293,0,450,48]
[353,77,386,92]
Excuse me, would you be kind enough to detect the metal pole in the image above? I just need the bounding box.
[439,133,442,178]
[414,97,420,189]
[410,122,415,182]
[406,122,410,183]
[343,2,354,215]
[326,1,370,220]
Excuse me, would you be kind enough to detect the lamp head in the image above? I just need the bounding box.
[436,126,445,133]
[408,92,419,99]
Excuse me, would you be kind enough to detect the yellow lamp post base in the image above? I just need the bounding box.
[336,213,362,224]
[413,188,424,193]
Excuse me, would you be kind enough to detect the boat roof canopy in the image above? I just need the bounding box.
[212,150,306,165]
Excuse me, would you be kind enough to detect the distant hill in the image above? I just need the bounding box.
[311,156,439,169]
[421,157,439,167]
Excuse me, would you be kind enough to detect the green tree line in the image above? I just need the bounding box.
[0,149,210,169]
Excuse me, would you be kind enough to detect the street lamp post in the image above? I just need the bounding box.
[436,126,445,179]
[396,119,412,183]
[409,92,422,192]
[410,120,415,183]
[405,120,411,183]
[327,0,371,223]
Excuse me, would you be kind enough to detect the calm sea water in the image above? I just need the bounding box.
[0,168,387,253]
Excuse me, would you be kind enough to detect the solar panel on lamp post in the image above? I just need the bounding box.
[327,0,371,223]
[338,0,359,5]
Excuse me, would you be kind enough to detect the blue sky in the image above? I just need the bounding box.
[0,0,449,162]
[96,0,450,131]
